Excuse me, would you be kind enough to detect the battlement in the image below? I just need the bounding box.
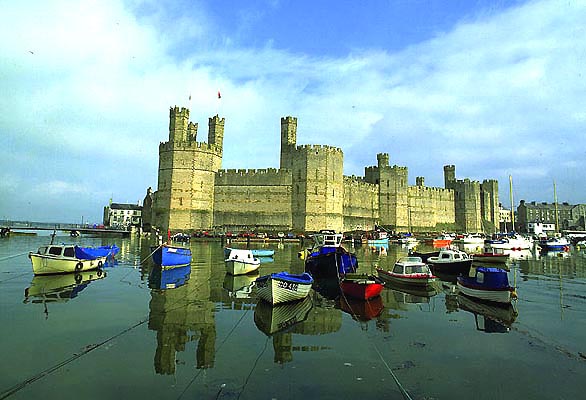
[170,106,189,117]
[216,168,292,186]
[159,140,223,154]
[344,176,377,191]
[295,144,343,154]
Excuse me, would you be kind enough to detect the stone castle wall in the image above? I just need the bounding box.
[151,107,498,233]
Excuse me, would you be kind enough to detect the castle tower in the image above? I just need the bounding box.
[169,106,189,142]
[291,145,344,232]
[280,116,297,170]
[208,115,225,150]
[480,179,499,232]
[154,106,223,233]
[444,165,456,188]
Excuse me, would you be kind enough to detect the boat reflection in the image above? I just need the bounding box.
[24,270,106,315]
[148,265,191,290]
[222,272,258,299]
[383,280,441,298]
[457,294,518,333]
[254,296,313,336]
[312,276,342,300]
[337,295,384,322]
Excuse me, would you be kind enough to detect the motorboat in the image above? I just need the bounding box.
[538,237,570,252]
[254,271,313,304]
[485,233,531,251]
[427,249,473,275]
[304,230,358,278]
[225,249,261,275]
[376,256,438,286]
[471,247,509,264]
[29,244,107,275]
[224,247,275,258]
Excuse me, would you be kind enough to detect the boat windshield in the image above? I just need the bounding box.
[405,265,427,274]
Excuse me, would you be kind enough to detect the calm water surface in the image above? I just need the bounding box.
[1,233,585,399]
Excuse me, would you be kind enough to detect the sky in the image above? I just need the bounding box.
[1,0,585,224]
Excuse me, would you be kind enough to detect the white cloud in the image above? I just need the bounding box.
[1,0,585,222]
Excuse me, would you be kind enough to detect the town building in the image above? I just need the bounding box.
[517,200,586,232]
[103,202,142,230]
[144,106,500,234]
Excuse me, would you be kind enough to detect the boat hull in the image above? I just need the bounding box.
[305,248,358,278]
[29,253,106,275]
[255,272,313,304]
[151,245,192,268]
[376,267,438,287]
[456,279,515,304]
[428,259,473,275]
[340,274,384,300]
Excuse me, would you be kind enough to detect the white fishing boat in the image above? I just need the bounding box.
[254,271,313,304]
[225,249,261,275]
[457,267,517,304]
[29,244,107,275]
[376,257,437,286]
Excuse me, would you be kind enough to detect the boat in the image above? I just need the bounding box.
[304,230,358,278]
[24,269,106,304]
[376,256,438,286]
[427,248,473,275]
[539,236,570,251]
[171,232,190,243]
[254,271,314,304]
[365,230,389,246]
[459,233,486,245]
[148,264,191,290]
[254,296,313,336]
[29,244,108,275]
[430,234,454,248]
[340,273,385,300]
[224,247,275,258]
[484,233,531,251]
[151,244,192,268]
[225,249,261,275]
[456,267,517,304]
[408,249,440,263]
[79,244,120,259]
[471,247,509,264]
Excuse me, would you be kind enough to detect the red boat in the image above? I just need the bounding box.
[340,274,385,300]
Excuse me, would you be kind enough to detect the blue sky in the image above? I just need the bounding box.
[1,0,584,224]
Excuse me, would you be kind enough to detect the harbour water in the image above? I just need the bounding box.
[1,233,585,399]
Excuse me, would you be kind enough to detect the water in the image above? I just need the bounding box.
[1,234,585,399]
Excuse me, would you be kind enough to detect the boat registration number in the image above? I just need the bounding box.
[277,281,298,291]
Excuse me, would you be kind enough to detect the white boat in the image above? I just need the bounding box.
[485,234,531,250]
[461,233,486,245]
[254,271,313,304]
[376,257,437,286]
[29,244,107,275]
[225,249,261,275]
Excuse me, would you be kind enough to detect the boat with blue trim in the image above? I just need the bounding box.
[457,267,517,305]
[255,271,314,304]
[303,230,358,278]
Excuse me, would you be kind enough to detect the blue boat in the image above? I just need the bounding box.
[224,247,275,258]
[148,265,191,289]
[79,244,120,259]
[304,230,358,278]
[151,244,192,268]
[456,267,517,305]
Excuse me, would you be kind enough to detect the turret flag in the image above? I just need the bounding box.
[218,90,221,99]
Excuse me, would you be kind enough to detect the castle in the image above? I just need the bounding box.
[144,106,500,234]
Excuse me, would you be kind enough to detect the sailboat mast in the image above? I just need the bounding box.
[553,180,559,233]
[509,175,515,232]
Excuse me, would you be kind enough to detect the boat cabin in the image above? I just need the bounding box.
[437,249,470,261]
[36,245,77,258]
[312,230,343,248]
[393,257,430,275]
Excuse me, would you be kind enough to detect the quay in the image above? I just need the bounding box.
[2,226,131,237]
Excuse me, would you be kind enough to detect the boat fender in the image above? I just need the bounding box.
[98,260,103,268]
[511,290,518,299]
[75,274,82,284]
[75,262,83,271]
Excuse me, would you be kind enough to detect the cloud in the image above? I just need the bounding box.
[0,0,584,223]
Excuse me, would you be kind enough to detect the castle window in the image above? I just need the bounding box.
[333,189,335,197]
[179,197,183,206]
[315,186,318,195]
[386,180,389,187]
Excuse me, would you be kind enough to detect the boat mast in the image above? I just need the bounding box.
[553,180,559,234]
[509,175,515,232]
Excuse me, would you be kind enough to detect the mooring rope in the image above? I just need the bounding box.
[0,251,29,263]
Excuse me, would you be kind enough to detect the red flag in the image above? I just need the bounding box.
[217,90,221,99]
